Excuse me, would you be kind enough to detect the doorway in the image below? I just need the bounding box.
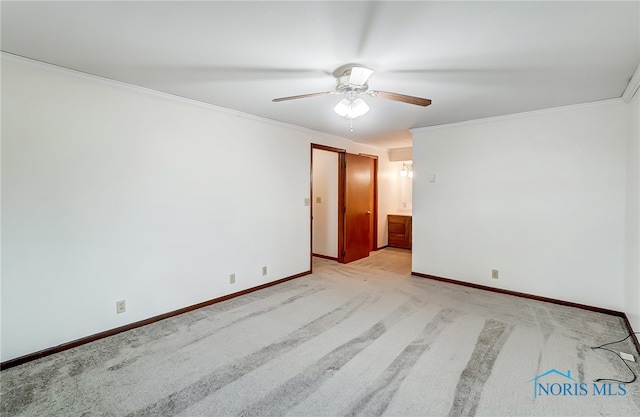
[311,144,378,266]
[311,147,340,261]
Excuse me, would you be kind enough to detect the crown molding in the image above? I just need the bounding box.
[410,98,624,133]
[1,51,359,144]
[622,63,640,103]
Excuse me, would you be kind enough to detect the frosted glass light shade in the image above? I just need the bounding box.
[348,67,374,86]
[334,98,370,119]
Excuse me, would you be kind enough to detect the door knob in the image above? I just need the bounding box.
[367,211,372,215]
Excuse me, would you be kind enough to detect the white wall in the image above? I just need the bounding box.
[626,91,640,332]
[0,55,395,362]
[412,100,628,311]
[312,149,339,258]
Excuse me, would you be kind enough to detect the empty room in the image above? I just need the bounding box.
[1,1,639,416]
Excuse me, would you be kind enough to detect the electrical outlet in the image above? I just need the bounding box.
[230,273,236,284]
[491,269,499,279]
[262,266,268,276]
[116,300,126,314]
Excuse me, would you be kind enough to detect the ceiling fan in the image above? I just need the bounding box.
[272,64,431,121]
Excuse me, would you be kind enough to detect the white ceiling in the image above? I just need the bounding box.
[2,1,639,149]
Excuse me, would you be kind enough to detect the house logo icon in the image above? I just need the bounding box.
[527,369,576,398]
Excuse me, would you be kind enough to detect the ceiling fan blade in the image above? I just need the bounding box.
[370,90,432,107]
[272,92,333,102]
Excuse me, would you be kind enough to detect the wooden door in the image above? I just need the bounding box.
[342,153,375,263]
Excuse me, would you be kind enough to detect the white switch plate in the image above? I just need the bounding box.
[429,173,436,182]
[304,198,310,206]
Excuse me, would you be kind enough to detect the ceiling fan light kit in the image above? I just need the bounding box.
[334,97,370,119]
[272,64,432,130]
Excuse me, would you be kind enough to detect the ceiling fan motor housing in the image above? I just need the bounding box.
[336,70,370,98]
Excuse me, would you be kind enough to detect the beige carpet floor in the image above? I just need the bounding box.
[1,248,639,416]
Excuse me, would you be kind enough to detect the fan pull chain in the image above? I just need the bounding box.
[350,119,354,133]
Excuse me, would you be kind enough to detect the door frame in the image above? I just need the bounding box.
[311,144,346,270]
[310,144,378,269]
